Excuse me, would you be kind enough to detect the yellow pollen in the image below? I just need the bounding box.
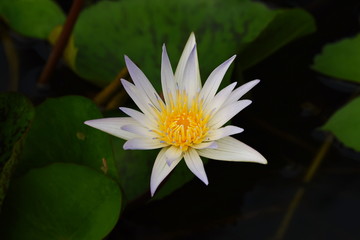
[154,91,209,152]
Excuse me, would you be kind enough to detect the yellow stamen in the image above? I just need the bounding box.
[154,91,209,152]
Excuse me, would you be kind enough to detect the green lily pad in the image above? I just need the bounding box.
[18,96,119,182]
[0,92,34,210]
[238,8,316,70]
[0,0,65,39]
[0,163,121,240]
[312,34,360,83]
[72,0,278,88]
[322,96,360,151]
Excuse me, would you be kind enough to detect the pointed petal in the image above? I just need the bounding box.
[121,79,156,117]
[175,33,196,82]
[206,125,244,141]
[198,137,267,164]
[223,79,260,107]
[123,138,167,150]
[150,147,182,196]
[121,124,155,137]
[184,148,208,185]
[200,55,236,105]
[181,45,200,99]
[164,145,183,166]
[204,82,237,115]
[192,141,218,149]
[161,44,176,105]
[175,33,201,89]
[84,117,138,140]
[119,107,156,128]
[125,56,163,108]
[209,100,252,129]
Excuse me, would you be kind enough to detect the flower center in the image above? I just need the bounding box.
[155,92,209,151]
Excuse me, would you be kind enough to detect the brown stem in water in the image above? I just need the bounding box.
[0,23,19,91]
[274,134,334,240]
[93,67,129,106]
[37,0,84,85]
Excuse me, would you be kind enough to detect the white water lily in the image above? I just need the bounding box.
[85,33,267,196]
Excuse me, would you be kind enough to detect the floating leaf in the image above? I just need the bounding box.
[0,0,65,39]
[0,92,34,209]
[238,8,316,70]
[312,34,360,83]
[0,163,121,240]
[72,0,277,88]
[18,96,119,182]
[322,97,360,151]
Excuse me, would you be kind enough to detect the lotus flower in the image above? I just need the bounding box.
[85,33,267,196]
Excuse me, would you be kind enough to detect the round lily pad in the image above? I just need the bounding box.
[0,0,65,39]
[0,163,122,240]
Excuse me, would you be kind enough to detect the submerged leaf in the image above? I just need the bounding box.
[0,163,122,240]
[111,137,155,201]
[0,92,34,210]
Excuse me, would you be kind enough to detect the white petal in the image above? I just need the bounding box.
[198,137,267,164]
[84,117,138,140]
[200,55,236,105]
[223,79,260,107]
[119,107,156,128]
[204,82,237,115]
[121,79,156,117]
[150,147,182,196]
[123,138,167,150]
[121,124,155,137]
[175,33,196,82]
[164,145,183,166]
[125,56,164,108]
[175,33,201,89]
[192,141,218,149]
[184,148,208,185]
[209,100,252,129]
[161,44,176,105]
[206,125,244,141]
[181,45,200,100]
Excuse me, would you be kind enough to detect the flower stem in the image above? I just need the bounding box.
[105,90,128,110]
[93,67,128,106]
[0,23,19,91]
[274,134,334,240]
[37,0,83,85]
